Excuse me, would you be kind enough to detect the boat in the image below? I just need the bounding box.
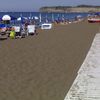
[88,18,100,23]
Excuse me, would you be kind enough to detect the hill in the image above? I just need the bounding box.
[39,5,100,13]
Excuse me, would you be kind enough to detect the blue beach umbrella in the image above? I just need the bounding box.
[17,17,26,24]
[10,15,17,20]
[17,17,26,21]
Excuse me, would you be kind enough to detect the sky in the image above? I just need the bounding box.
[0,0,100,12]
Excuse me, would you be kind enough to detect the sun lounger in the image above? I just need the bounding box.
[0,32,8,40]
[13,26,21,38]
[27,25,36,35]
[0,27,8,40]
[0,35,8,40]
[41,23,52,29]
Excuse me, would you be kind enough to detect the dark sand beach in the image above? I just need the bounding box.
[0,20,99,100]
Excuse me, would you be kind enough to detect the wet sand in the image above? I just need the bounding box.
[0,20,99,100]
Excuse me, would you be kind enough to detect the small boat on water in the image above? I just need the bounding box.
[88,18,100,23]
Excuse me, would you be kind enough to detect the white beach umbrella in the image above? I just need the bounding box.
[34,16,39,20]
[28,17,31,19]
[2,15,11,20]
[17,17,23,21]
[17,17,27,21]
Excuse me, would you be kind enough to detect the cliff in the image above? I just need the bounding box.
[39,5,100,13]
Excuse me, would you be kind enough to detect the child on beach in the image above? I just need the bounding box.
[10,27,16,39]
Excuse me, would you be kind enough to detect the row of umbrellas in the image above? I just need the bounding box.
[0,14,86,22]
[0,15,27,21]
[0,14,39,21]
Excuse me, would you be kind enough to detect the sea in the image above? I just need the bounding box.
[0,12,90,25]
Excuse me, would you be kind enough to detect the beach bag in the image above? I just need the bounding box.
[10,31,15,39]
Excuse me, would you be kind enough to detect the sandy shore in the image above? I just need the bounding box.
[0,20,99,100]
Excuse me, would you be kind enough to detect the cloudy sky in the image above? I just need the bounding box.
[0,0,100,11]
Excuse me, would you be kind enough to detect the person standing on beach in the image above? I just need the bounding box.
[24,20,29,35]
[10,27,16,39]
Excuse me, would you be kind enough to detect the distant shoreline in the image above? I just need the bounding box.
[39,5,100,13]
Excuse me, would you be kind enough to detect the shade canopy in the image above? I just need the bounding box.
[2,15,17,21]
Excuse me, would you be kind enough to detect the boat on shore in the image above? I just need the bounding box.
[88,18,100,23]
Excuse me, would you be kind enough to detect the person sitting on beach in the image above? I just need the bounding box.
[10,27,16,39]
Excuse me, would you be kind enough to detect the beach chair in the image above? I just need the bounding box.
[0,27,8,40]
[0,32,8,40]
[13,26,21,38]
[27,25,36,35]
[41,23,52,30]
[20,25,28,37]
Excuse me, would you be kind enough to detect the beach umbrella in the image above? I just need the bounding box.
[28,17,31,20]
[17,17,26,21]
[2,15,16,21]
[17,17,26,24]
[2,15,11,20]
[34,16,39,20]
